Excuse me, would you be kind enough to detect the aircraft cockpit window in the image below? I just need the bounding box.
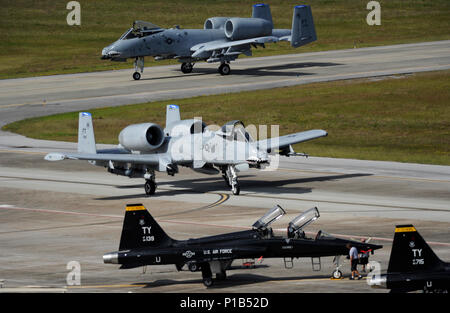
[315,230,335,240]
[119,28,138,40]
[233,126,254,143]
[190,121,207,134]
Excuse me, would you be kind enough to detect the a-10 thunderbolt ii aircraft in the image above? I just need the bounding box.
[101,4,317,80]
[45,105,327,195]
[103,204,382,287]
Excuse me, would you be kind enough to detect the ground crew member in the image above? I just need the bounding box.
[347,243,362,280]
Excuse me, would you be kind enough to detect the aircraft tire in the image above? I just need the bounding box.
[203,277,213,287]
[201,263,213,287]
[188,263,199,272]
[231,183,240,195]
[181,63,193,74]
[144,180,156,195]
[218,63,231,75]
[133,72,141,80]
[332,269,343,279]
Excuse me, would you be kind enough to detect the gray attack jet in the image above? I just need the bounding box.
[103,204,382,287]
[101,4,317,80]
[45,105,327,196]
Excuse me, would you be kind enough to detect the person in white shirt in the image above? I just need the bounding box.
[347,243,362,280]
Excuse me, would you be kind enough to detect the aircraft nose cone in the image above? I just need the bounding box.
[101,48,110,59]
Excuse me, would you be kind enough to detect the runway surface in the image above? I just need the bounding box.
[0,149,449,293]
[0,41,448,293]
[0,40,450,127]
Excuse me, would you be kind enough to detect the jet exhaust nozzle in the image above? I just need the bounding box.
[103,253,119,264]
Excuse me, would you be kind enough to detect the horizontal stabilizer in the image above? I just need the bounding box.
[44,153,66,161]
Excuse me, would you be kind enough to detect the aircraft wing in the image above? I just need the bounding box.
[191,36,280,58]
[257,129,328,152]
[45,151,161,165]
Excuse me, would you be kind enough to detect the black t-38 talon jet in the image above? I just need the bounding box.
[103,204,382,287]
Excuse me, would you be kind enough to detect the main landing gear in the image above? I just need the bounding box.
[222,165,240,195]
[181,62,194,74]
[144,170,156,195]
[199,262,228,287]
[218,63,231,75]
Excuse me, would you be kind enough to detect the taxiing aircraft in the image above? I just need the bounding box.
[370,225,449,293]
[103,204,382,287]
[101,4,316,80]
[45,105,327,195]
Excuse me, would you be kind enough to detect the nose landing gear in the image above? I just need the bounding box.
[133,56,145,80]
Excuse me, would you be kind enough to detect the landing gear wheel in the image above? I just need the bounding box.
[332,269,343,279]
[201,263,213,287]
[133,72,141,80]
[203,277,213,287]
[144,179,156,195]
[181,62,193,74]
[218,63,231,75]
[188,263,199,272]
[231,181,240,195]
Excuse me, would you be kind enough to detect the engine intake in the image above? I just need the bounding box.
[224,18,272,40]
[204,17,231,30]
[119,123,165,152]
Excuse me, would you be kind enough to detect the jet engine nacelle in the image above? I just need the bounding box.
[204,17,232,30]
[224,18,272,40]
[119,123,165,152]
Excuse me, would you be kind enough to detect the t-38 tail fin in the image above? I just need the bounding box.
[119,204,174,250]
[387,225,444,273]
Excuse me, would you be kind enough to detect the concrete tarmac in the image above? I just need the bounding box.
[0,41,449,293]
[0,150,448,293]
[1,40,450,127]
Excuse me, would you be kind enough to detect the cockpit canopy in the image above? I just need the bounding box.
[118,28,138,41]
[219,120,254,142]
[288,207,320,233]
[118,21,164,41]
[252,205,286,230]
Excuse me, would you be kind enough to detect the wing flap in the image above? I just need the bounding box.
[45,151,161,165]
[191,36,279,57]
[257,129,327,152]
